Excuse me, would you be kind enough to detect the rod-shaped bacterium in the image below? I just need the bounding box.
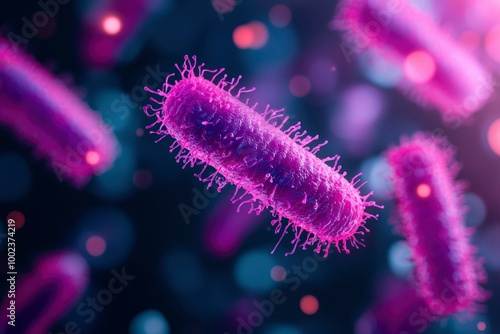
[335,0,493,120]
[0,251,89,334]
[144,56,381,257]
[0,38,118,187]
[385,133,487,315]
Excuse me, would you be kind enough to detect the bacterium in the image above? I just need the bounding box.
[335,0,493,120]
[0,251,89,334]
[144,56,381,257]
[385,133,487,315]
[0,37,118,187]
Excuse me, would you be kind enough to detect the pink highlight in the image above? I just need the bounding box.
[81,0,157,67]
[144,56,382,257]
[0,251,89,334]
[86,235,107,256]
[336,0,493,119]
[386,133,487,315]
[0,38,118,187]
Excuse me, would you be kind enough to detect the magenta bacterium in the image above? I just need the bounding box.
[144,55,381,257]
[385,133,487,315]
[81,0,158,67]
[0,37,118,187]
[0,251,89,334]
[335,0,493,119]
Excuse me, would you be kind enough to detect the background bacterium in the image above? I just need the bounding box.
[0,251,89,334]
[385,133,487,315]
[144,56,381,257]
[0,37,118,187]
[335,0,493,119]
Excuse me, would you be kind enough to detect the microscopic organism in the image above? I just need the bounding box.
[385,133,487,315]
[144,55,381,257]
[0,37,118,187]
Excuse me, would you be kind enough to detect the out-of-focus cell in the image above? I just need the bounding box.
[458,30,480,51]
[269,5,292,28]
[270,265,286,282]
[130,309,170,334]
[86,235,107,256]
[336,0,493,119]
[0,252,89,334]
[0,153,31,202]
[464,193,487,227]
[485,24,500,63]
[0,38,118,187]
[203,192,263,258]
[360,156,392,201]
[359,50,402,88]
[331,84,385,157]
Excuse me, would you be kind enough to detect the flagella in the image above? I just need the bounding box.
[144,56,381,257]
[386,133,487,315]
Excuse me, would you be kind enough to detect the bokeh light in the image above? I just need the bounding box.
[416,183,431,198]
[270,265,287,282]
[234,250,276,292]
[130,309,170,334]
[86,150,101,166]
[299,295,319,315]
[289,75,311,97]
[6,210,25,229]
[233,21,269,50]
[102,15,122,35]
[269,5,292,28]
[86,235,107,256]
[403,50,436,83]
[388,240,414,277]
[487,118,500,156]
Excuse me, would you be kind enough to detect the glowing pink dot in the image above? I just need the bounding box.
[85,151,100,166]
[416,183,431,199]
[403,51,436,83]
[102,16,122,35]
[269,4,292,28]
[289,75,311,97]
[233,21,269,49]
[7,211,25,229]
[487,118,500,156]
[485,24,500,63]
[270,265,287,282]
[300,295,319,315]
[86,236,106,256]
[477,321,486,331]
[136,128,144,137]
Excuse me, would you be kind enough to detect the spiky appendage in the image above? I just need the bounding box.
[144,55,382,257]
[385,132,488,316]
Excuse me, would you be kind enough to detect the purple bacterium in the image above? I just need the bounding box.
[385,133,487,315]
[335,0,493,120]
[144,56,381,257]
[0,37,118,187]
[81,0,158,67]
[0,251,89,334]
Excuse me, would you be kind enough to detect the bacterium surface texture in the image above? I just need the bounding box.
[386,133,487,315]
[144,56,382,257]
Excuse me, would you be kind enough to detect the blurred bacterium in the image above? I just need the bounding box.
[144,55,382,257]
[385,133,487,315]
[335,0,493,120]
[0,252,89,334]
[0,37,118,187]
